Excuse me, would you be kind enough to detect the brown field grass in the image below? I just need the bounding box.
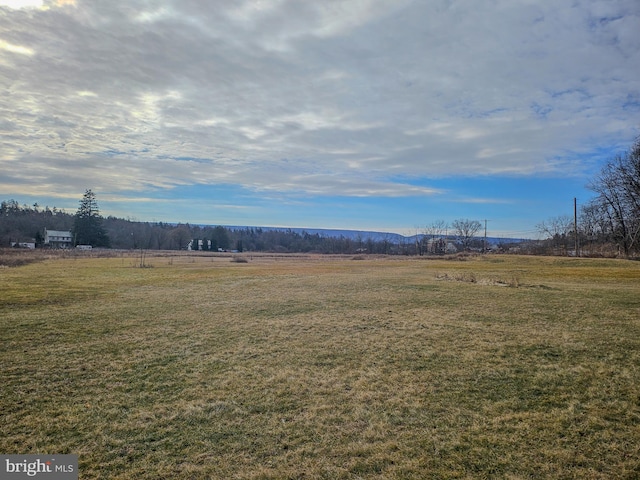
[1,251,639,478]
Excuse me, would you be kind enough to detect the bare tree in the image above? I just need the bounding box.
[424,220,448,254]
[535,215,574,254]
[586,139,640,256]
[536,215,573,238]
[451,219,482,250]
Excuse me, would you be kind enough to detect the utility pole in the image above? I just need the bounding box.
[483,219,488,253]
[574,197,579,257]
[445,226,449,253]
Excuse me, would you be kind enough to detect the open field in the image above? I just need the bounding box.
[1,251,639,479]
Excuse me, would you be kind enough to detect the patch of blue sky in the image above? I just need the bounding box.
[123,183,407,232]
[530,102,553,119]
[127,177,578,237]
[100,148,129,157]
[545,87,593,100]
[470,107,511,119]
[588,15,624,30]
[570,141,632,172]
[155,155,212,164]
[40,142,630,236]
[99,147,151,157]
[622,94,640,112]
[382,175,593,236]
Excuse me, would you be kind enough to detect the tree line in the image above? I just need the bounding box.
[1,193,497,255]
[0,193,399,254]
[536,137,640,257]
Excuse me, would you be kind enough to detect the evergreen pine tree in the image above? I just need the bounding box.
[73,189,110,247]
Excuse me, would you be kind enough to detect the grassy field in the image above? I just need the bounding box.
[1,251,639,479]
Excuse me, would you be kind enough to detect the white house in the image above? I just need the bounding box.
[44,229,73,248]
[188,239,211,251]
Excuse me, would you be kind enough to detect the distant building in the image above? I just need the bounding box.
[188,239,211,251]
[426,238,458,255]
[44,229,73,248]
[11,242,35,249]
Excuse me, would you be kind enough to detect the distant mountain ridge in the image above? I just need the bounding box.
[215,225,528,245]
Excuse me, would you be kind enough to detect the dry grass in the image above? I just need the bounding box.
[1,253,639,478]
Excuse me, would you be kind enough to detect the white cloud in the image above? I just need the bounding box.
[0,0,638,203]
[0,38,34,55]
[0,0,44,9]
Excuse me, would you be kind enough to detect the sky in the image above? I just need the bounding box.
[1,0,638,238]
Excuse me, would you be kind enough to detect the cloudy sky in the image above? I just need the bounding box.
[1,0,638,237]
